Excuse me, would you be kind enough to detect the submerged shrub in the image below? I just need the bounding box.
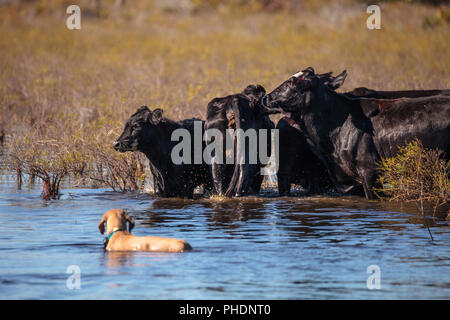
[6,131,82,200]
[88,140,147,193]
[5,125,149,198]
[375,138,449,215]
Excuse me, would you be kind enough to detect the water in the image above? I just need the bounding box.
[0,177,449,299]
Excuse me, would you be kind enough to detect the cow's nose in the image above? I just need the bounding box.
[113,141,120,150]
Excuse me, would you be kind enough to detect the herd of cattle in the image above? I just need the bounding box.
[113,67,450,200]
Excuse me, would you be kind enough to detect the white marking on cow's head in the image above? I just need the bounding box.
[291,71,303,78]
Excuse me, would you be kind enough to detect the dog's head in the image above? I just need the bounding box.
[98,209,135,236]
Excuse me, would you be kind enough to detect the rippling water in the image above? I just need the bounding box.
[0,177,449,299]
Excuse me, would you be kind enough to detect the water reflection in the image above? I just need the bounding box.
[203,198,267,225]
[103,251,181,269]
[127,193,448,240]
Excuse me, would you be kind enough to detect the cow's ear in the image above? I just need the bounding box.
[136,106,152,123]
[137,105,150,113]
[302,67,315,76]
[329,70,347,89]
[151,108,163,124]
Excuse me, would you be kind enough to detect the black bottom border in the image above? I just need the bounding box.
[1,300,446,318]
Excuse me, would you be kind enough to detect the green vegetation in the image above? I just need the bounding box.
[375,139,449,216]
[0,0,449,199]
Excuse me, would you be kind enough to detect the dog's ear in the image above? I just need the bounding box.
[123,211,135,233]
[98,215,106,234]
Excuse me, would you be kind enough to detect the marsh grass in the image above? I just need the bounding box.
[0,1,449,198]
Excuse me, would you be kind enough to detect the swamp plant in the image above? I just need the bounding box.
[375,138,449,216]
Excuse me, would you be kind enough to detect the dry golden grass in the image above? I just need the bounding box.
[0,0,449,195]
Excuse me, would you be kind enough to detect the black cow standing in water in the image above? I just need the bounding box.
[275,71,346,195]
[205,84,274,197]
[114,106,213,198]
[263,67,450,199]
[276,71,450,196]
[276,116,333,195]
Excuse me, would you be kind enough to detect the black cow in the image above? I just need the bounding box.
[276,71,450,196]
[361,95,450,159]
[262,67,450,199]
[344,89,450,159]
[114,106,213,198]
[205,85,274,197]
[276,116,333,195]
[275,71,346,196]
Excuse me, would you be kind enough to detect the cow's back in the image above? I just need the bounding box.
[370,95,450,158]
[347,87,450,99]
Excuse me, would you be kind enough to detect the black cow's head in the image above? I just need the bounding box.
[262,67,347,113]
[113,106,163,152]
[242,84,266,107]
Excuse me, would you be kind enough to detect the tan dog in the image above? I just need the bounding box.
[98,209,192,252]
